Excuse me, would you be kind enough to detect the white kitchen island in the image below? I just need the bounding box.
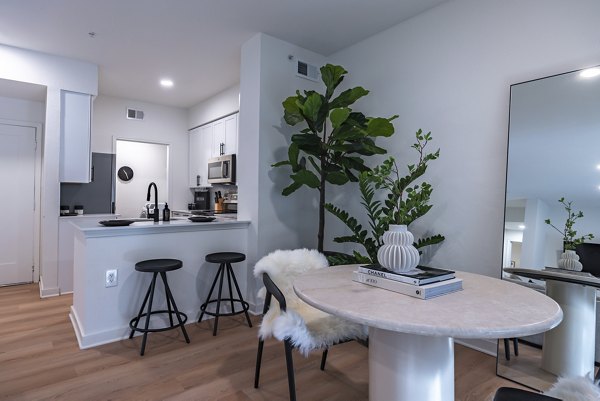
[69,217,250,348]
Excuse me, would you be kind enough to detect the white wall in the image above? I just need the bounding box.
[0,95,45,123]
[0,44,98,296]
[188,84,240,129]
[521,199,549,269]
[503,230,523,269]
[92,95,189,212]
[238,33,327,310]
[115,140,169,218]
[329,0,600,278]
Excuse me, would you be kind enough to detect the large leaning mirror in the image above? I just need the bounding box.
[497,66,600,391]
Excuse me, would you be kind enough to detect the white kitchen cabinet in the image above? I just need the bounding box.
[224,113,238,155]
[189,112,238,187]
[60,91,93,183]
[211,119,225,157]
[211,113,238,157]
[189,124,213,187]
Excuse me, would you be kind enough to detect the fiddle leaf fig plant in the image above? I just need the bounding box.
[273,63,398,252]
[325,130,444,264]
[545,197,594,250]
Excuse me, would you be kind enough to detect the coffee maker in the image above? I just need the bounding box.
[190,189,210,211]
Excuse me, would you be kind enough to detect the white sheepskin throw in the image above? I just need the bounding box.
[544,375,600,401]
[254,249,368,356]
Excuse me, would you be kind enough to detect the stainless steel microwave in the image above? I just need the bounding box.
[207,154,236,184]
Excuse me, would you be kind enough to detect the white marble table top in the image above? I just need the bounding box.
[505,267,600,289]
[293,265,563,339]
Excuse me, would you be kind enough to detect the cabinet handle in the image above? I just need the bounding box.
[220,142,224,156]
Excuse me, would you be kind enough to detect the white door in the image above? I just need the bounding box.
[0,124,36,285]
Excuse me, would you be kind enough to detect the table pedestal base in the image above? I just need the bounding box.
[542,280,596,377]
[369,327,454,401]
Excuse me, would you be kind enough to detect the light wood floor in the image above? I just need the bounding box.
[0,283,524,401]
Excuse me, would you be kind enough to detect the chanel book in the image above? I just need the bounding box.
[358,264,455,286]
[352,271,463,299]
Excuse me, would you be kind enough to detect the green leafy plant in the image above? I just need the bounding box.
[325,130,445,264]
[545,197,594,250]
[272,64,398,252]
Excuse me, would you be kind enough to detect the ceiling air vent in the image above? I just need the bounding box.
[296,60,319,82]
[126,108,144,120]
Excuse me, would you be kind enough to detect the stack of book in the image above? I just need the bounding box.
[352,264,463,299]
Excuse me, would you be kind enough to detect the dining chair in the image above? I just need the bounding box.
[252,249,368,401]
[502,337,519,360]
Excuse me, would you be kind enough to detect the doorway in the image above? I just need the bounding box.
[0,123,37,286]
[115,139,169,218]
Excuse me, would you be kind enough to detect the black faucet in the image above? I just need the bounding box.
[146,182,159,222]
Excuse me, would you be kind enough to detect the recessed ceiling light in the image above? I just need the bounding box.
[160,79,174,88]
[518,224,526,230]
[580,68,600,78]
[596,164,600,170]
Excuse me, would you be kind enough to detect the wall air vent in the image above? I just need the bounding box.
[126,108,144,120]
[296,60,319,82]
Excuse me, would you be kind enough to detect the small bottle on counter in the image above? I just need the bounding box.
[163,203,170,221]
[74,205,84,215]
[60,205,70,216]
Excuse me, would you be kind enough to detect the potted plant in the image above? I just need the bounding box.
[545,197,594,271]
[325,130,444,269]
[273,64,397,252]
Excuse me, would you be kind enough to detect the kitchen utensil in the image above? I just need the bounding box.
[188,216,216,223]
[99,219,135,227]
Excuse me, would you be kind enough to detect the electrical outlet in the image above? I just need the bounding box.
[105,269,118,287]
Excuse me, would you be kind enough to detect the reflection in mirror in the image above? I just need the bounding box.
[497,66,600,391]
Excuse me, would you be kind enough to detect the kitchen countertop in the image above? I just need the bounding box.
[71,216,250,238]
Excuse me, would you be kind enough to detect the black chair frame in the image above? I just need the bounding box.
[503,337,519,360]
[253,273,367,401]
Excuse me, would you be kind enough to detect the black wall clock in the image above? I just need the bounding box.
[118,166,134,182]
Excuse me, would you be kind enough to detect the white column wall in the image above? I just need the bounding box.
[238,33,326,312]
[0,44,98,296]
[521,198,548,269]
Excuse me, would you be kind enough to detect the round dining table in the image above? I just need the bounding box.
[293,265,562,401]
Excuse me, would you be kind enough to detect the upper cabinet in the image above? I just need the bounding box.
[189,112,238,187]
[60,91,92,183]
[189,124,213,187]
[211,113,238,158]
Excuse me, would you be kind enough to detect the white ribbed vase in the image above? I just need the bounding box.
[558,250,583,271]
[377,224,420,273]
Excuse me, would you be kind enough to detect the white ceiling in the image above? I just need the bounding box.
[0,0,447,108]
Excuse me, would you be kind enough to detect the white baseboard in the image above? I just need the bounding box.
[70,303,260,349]
[456,338,497,356]
[39,277,60,298]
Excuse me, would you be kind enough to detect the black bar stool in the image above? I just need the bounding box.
[198,252,252,335]
[129,258,190,356]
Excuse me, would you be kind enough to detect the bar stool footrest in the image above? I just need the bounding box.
[200,299,250,317]
[129,310,188,333]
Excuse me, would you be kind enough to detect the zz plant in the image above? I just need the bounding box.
[273,64,398,252]
[325,130,445,265]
